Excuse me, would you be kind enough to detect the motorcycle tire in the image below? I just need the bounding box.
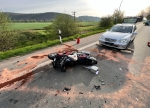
[60,66,66,72]
[69,61,76,67]
[52,62,57,69]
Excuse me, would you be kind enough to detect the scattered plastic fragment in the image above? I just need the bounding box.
[84,66,99,74]
[99,79,104,82]
[62,87,71,92]
[119,68,122,71]
[101,83,105,85]
[94,85,101,90]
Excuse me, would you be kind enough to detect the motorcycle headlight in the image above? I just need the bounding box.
[118,39,128,43]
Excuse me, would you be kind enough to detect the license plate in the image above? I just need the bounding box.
[105,42,114,45]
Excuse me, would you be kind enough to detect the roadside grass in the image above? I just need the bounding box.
[0,21,105,61]
[0,28,107,61]
[36,30,47,35]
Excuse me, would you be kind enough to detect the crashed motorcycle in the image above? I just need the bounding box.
[48,51,98,72]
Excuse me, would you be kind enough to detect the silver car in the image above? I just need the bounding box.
[99,20,138,49]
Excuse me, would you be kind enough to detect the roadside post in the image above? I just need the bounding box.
[58,29,62,43]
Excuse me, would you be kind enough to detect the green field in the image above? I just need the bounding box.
[11,22,52,30]
[78,22,99,26]
[10,22,99,30]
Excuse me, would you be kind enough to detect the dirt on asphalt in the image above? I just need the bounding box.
[0,44,150,108]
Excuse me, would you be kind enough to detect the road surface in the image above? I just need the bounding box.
[0,23,150,108]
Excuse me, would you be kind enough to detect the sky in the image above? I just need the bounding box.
[0,0,150,17]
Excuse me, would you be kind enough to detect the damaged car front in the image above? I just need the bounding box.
[99,17,139,49]
[99,24,137,49]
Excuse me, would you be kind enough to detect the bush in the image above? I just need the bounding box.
[45,14,79,38]
[99,16,113,27]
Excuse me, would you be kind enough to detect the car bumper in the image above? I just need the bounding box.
[99,40,128,49]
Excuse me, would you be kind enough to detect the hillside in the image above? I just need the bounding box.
[5,12,62,21]
[4,12,100,22]
[78,16,100,22]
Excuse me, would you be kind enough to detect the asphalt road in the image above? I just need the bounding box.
[0,23,150,108]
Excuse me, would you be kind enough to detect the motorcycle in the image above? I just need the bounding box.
[48,51,97,72]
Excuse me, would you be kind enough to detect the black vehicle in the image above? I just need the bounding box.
[144,20,150,26]
[48,51,97,72]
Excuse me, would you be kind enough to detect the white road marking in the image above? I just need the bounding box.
[78,41,99,50]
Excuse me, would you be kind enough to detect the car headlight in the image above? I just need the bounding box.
[118,39,128,43]
[100,35,105,40]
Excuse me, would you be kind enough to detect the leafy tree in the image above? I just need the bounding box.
[147,14,150,20]
[0,12,11,31]
[99,15,113,27]
[112,9,124,24]
[0,12,16,51]
[146,6,150,20]
[138,10,146,17]
[45,14,79,38]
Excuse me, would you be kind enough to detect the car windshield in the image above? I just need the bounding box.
[109,25,133,33]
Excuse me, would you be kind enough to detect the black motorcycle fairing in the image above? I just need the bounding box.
[48,51,98,72]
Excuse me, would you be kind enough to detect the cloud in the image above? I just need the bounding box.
[0,0,150,17]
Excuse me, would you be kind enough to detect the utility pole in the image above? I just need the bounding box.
[117,0,123,23]
[119,0,123,11]
[73,11,76,22]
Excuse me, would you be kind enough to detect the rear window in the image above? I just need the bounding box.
[123,17,139,24]
[110,25,133,33]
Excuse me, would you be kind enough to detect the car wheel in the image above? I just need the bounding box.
[145,23,148,26]
[125,41,131,49]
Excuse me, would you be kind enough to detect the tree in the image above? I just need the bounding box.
[146,6,150,20]
[138,10,146,17]
[0,12,16,51]
[0,12,11,31]
[147,14,150,20]
[99,15,113,27]
[45,14,79,38]
[112,9,124,24]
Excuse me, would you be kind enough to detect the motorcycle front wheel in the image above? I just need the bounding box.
[60,66,66,72]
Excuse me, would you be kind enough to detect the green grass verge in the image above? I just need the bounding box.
[0,28,107,61]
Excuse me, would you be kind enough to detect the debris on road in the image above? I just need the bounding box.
[101,83,105,85]
[79,92,83,94]
[94,85,101,90]
[99,79,104,82]
[112,49,119,53]
[96,43,102,46]
[84,66,99,74]
[119,68,122,71]
[62,87,71,92]
[127,48,134,52]
[148,42,150,47]
[120,50,132,54]
[13,61,19,65]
